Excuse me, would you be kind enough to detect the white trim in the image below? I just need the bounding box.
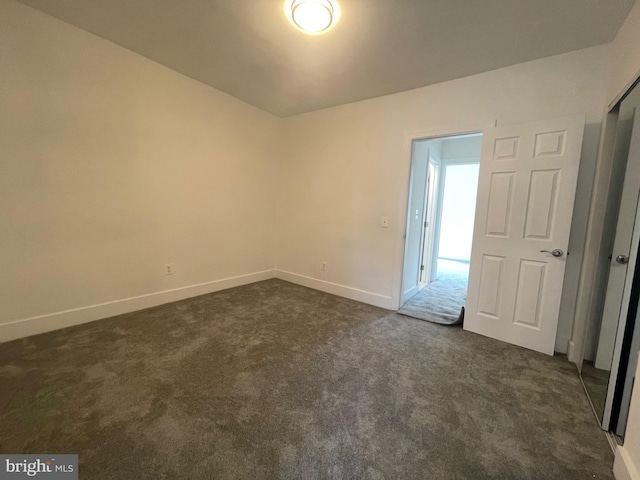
[608,68,640,111]
[394,121,496,311]
[607,431,621,452]
[554,334,571,355]
[0,269,276,343]
[275,270,394,310]
[404,124,494,142]
[614,446,640,480]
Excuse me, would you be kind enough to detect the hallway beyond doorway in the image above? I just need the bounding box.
[398,259,468,325]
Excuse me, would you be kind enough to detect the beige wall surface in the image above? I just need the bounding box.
[0,0,618,355]
[0,0,280,339]
[276,45,608,352]
[608,0,640,106]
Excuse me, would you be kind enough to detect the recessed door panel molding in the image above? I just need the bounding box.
[534,130,567,158]
[485,172,515,237]
[513,260,547,329]
[493,137,520,161]
[523,169,560,240]
[465,114,584,355]
[476,255,505,319]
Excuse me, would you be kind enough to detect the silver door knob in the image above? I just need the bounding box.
[616,254,630,264]
[540,249,564,257]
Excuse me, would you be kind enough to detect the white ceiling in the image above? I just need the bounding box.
[17,0,636,117]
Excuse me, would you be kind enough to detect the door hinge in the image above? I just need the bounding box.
[420,265,425,271]
[424,221,428,228]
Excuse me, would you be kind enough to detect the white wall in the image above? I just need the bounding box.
[608,0,640,106]
[276,45,608,352]
[0,0,280,341]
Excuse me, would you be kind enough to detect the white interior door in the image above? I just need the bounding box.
[427,156,442,284]
[420,158,439,285]
[465,115,585,355]
[401,143,430,304]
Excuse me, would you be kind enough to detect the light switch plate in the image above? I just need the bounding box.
[381,216,389,228]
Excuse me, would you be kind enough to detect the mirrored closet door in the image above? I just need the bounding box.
[581,79,640,438]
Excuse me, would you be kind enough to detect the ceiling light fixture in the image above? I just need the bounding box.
[287,0,339,34]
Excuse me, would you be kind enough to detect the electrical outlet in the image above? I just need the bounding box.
[164,264,173,276]
[321,261,327,271]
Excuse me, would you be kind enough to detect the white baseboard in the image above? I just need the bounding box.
[0,269,276,343]
[614,446,640,480]
[275,270,394,310]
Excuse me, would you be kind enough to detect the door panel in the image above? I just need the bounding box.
[420,160,437,284]
[486,172,514,237]
[477,255,505,318]
[524,169,559,239]
[513,260,546,328]
[465,115,584,355]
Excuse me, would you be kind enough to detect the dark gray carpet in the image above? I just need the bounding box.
[398,262,468,325]
[0,279,613,479]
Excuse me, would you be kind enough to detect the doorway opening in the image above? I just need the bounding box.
[399,133,482,325]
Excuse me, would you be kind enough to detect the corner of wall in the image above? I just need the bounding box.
[0,270,277,344]
[614,446,640,480]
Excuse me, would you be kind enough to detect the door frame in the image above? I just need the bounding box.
[401,142,432,304]
[420,158,440,286]
[395,122,495,310]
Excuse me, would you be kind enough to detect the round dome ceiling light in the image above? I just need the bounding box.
[288,0,339,34]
